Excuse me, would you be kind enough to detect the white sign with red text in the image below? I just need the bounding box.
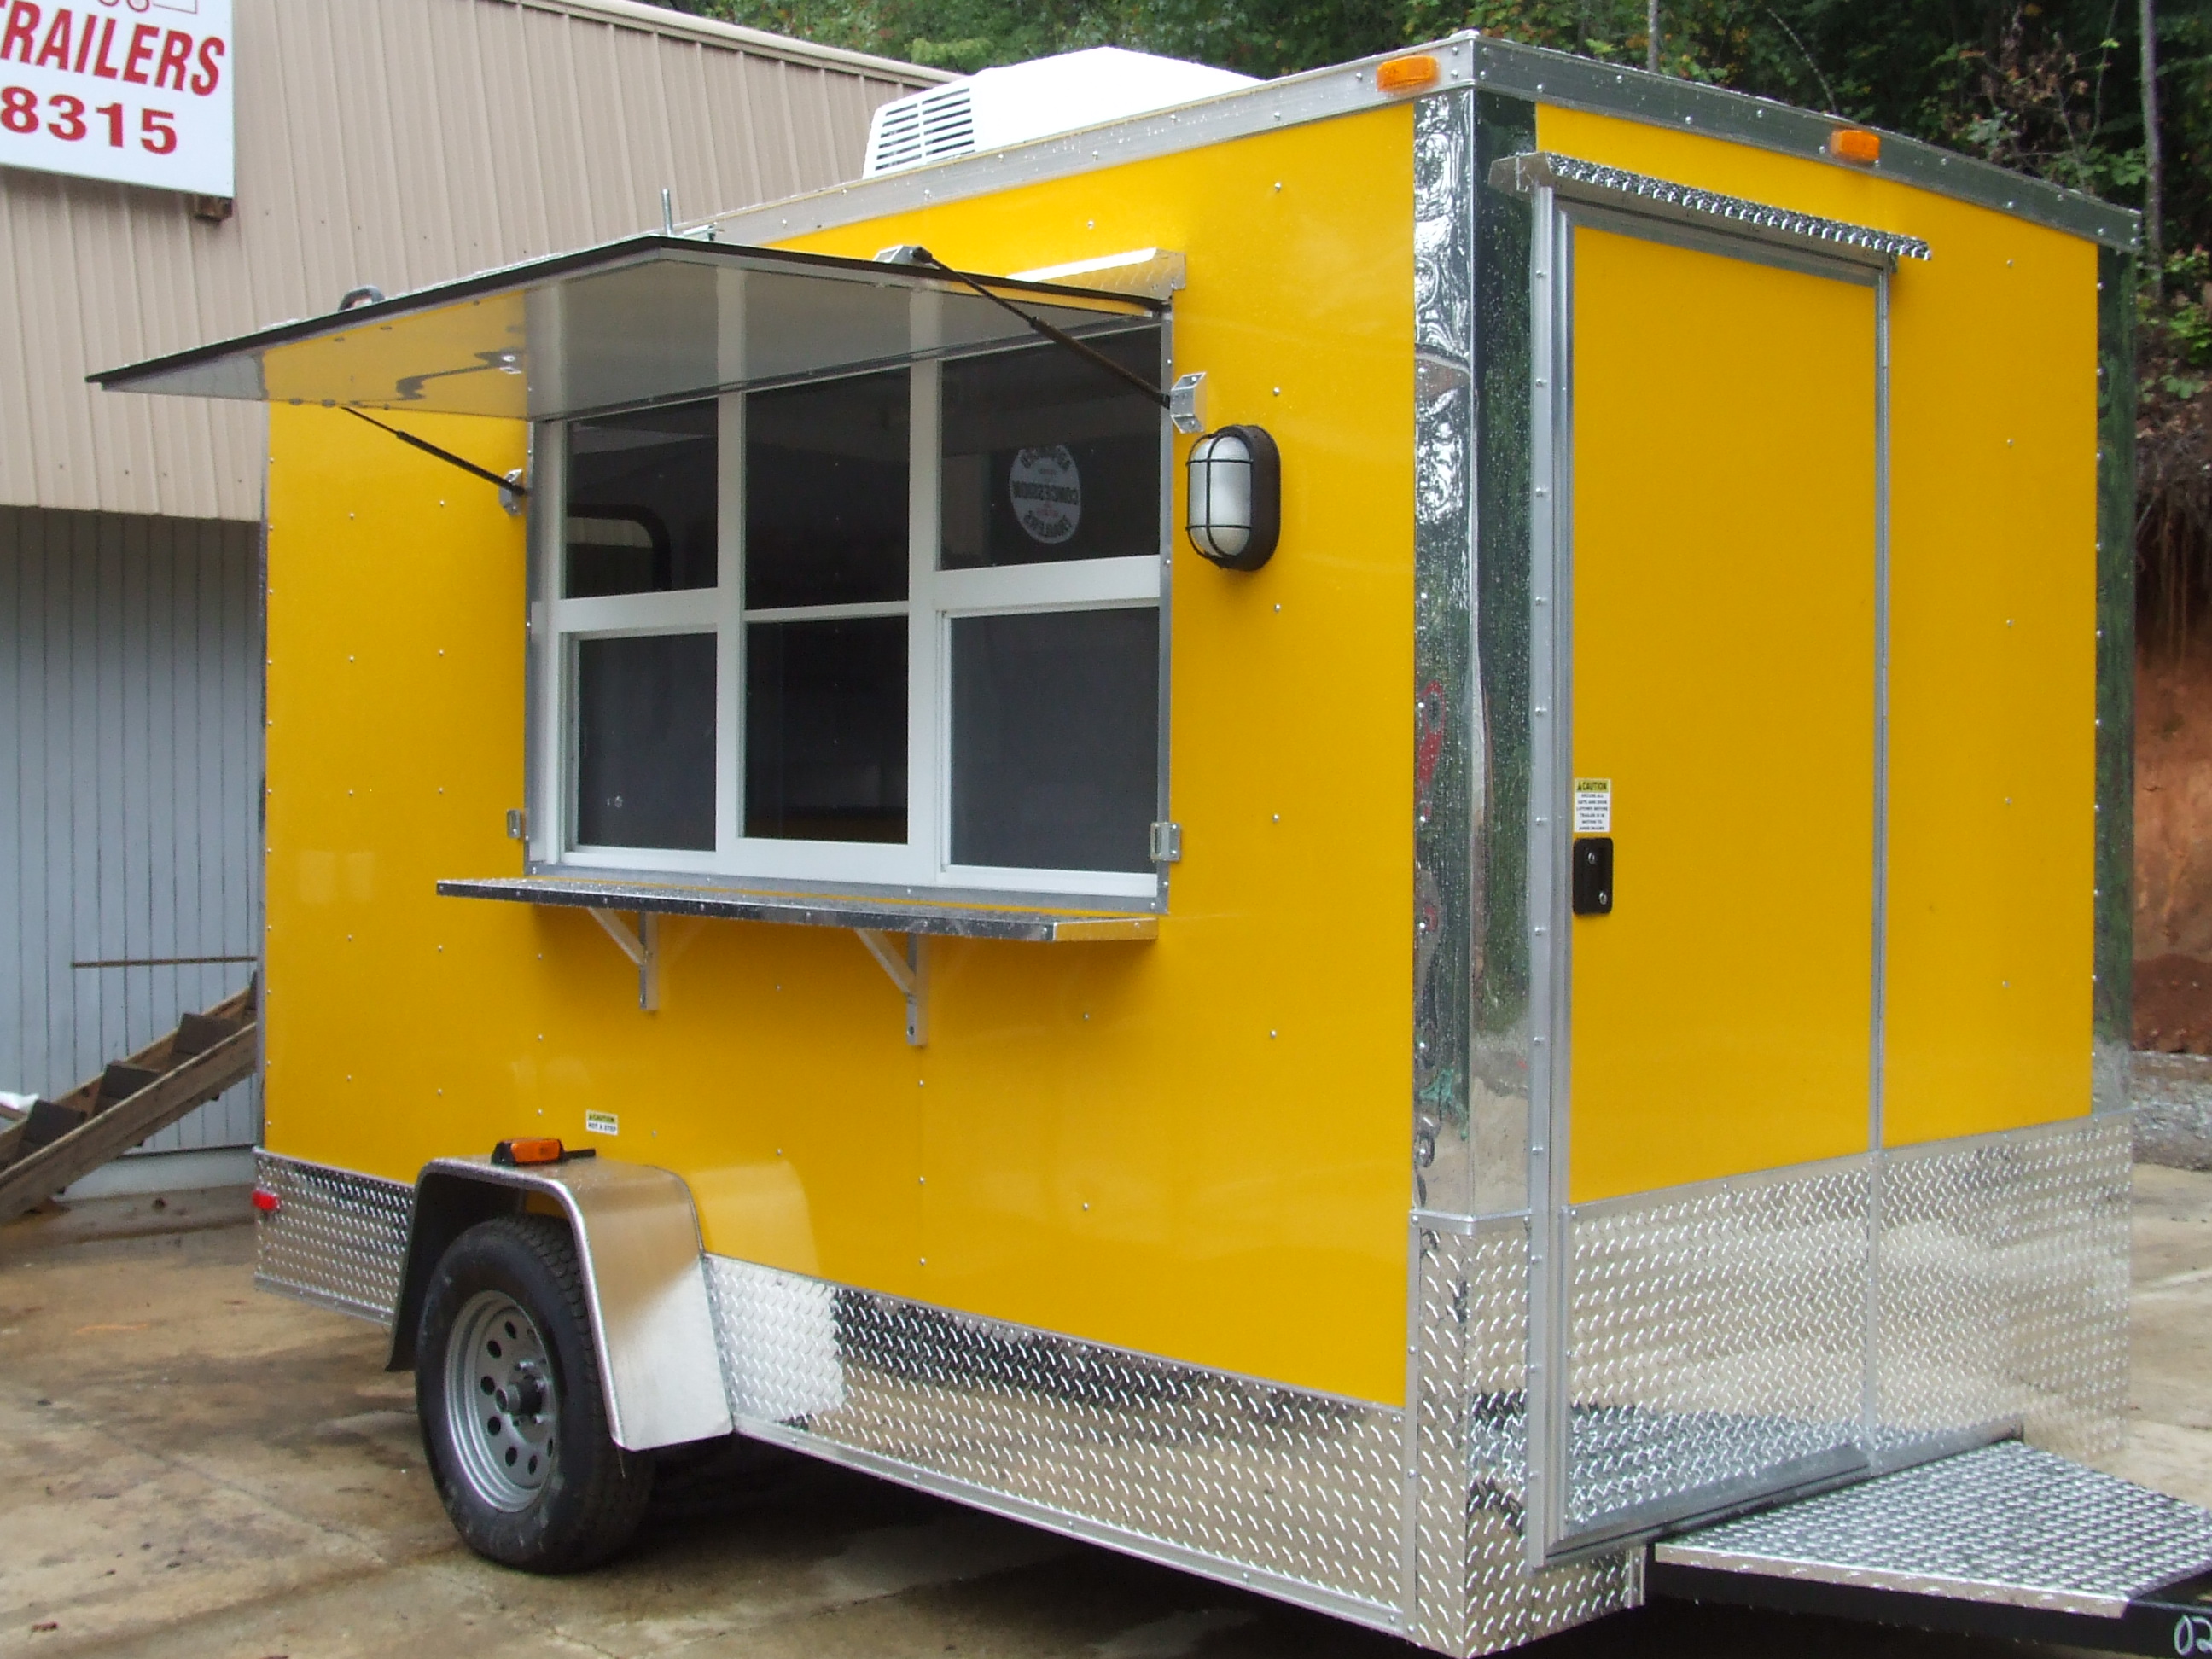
[0,0,231,198]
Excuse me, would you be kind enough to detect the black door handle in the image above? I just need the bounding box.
[1573,836,1613,916]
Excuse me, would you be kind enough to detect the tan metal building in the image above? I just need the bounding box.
[0,0,937,1178]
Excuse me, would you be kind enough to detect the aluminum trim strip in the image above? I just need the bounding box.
[1412,86,1479,1639]
[1566,1145,1876,1219]
[1466,90,1542,1227]
[1522,176,1576,1569]
[1464,38,2135,252]
[1881,1109,2126,1166]
[695,36,2132,262]
[2093,245,2137,1115]
[1865,270,1893,1441]
[1491,153,1930,266]
[1412,85,1478,1220]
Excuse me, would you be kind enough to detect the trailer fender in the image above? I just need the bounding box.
[387,1155,733,1452]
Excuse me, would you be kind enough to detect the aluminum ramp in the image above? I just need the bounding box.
[1651,1440,2212,1653]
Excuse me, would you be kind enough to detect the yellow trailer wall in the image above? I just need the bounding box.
[1537,107,2101,1153]
[262,103,1417,1407]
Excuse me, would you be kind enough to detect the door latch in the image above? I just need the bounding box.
[1572,836,1613,916]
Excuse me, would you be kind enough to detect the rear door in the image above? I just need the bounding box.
[1525,179,1885,1558]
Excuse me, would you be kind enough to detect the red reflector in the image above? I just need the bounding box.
[493,1137,565,1167]
[251,1189,280,1213]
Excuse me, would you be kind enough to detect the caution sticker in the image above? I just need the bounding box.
[1573,778,1612,835]
[585,1110,619,1137]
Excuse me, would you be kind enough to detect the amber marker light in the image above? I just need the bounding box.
[1828,127,1881,165]
[1376,54,1440,94]
[493,1137,568,1166]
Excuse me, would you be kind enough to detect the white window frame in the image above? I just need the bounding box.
[529,329,1167,903]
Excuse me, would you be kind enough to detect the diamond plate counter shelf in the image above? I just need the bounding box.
[436,875,1161,942]
[1650,1440,2212,1656]
[437,874,1159,1037]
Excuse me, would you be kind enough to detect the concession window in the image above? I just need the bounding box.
[95,237,1171,1034]
[92,234,1162,418]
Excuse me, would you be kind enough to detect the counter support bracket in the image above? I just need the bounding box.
[587,908,659,1011]
[853,928,928,1046]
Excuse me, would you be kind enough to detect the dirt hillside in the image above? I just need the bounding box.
[2137,649,2212,1051]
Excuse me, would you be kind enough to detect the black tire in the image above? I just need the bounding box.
[416,1214,654,1572]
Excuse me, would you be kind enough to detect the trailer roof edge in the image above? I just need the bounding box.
[696,33,2139,258]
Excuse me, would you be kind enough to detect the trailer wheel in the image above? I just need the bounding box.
[416,1214,654,1572]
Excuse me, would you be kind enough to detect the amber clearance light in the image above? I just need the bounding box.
[1376,54,1440,94]
[1828,127,1881,165]
[493,1137,570,1166]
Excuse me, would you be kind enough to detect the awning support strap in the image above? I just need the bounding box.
[892,247,1171,412]
[341,406,531,498]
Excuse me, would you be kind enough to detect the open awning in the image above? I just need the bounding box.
[90,236,1161,422]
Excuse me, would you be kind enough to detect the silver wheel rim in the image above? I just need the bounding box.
[444,1289,559,1512]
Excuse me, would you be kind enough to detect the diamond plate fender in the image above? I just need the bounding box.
[389,1156,732,1452]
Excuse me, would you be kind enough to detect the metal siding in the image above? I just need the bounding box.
[0,0,935,522]
[0,508,262,1151]
[1,0,927,1155]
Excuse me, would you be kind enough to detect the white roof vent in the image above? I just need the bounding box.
[864,47,1256,177]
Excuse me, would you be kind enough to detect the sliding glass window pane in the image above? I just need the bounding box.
[574,632,716,850]
[746,617,907,842]
[951,608,1158,873]
[941,329,1161,570]
[565,401,717,597]
[746,370,910,609]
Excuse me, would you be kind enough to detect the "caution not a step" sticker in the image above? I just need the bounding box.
[1573,777,1611,835]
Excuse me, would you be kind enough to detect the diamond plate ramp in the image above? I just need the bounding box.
[1650,1440,2212,1654]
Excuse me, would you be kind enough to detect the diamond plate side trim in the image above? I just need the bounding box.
[1416,1225,1476,1649]
[1877,1115,2130,1458]
[1566,1160,1872,1531]
[1412,84,1478,1221]
[702,1255,1406,1619]
[1416,1220,1639,1656]
[253,1150,412,1325]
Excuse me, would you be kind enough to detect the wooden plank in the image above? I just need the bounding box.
[0,1022,256,1225]
[44,983,252,1116]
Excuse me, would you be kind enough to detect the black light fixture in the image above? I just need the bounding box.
[1185,425,1280,571]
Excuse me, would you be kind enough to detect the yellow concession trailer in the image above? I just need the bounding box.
[97,33,2212,1656]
